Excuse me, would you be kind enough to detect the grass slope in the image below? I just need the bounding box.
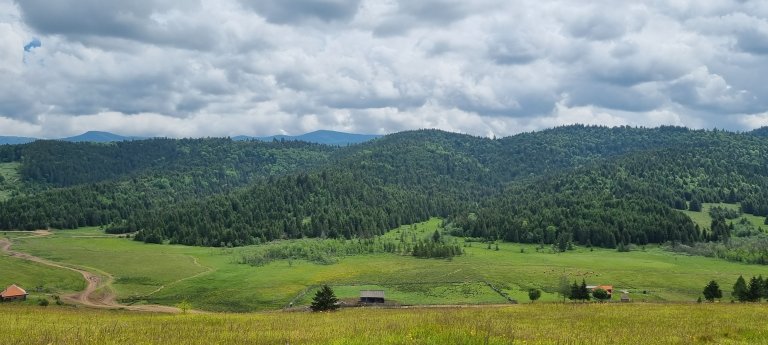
[681,203,767,230]
[0,255,84,293]
[0,162,21,201]
[4,304,768,344]
[7,219,768,311]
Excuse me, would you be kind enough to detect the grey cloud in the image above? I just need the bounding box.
[736,28,768,55]
[239,0,361,24]
[15,0,217,50]
[565,13,629,41]
[565,83,665,113]
[487,36,542,65]
[373,0,492,36]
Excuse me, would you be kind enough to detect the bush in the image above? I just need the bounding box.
[528,289,541,302]
[38,298,49,307]
[592,288,610,302]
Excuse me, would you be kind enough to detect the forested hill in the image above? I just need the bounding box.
[751,127,768,137]
[0,126,767,249]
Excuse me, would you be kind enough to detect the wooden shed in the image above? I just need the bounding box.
[359,290,385,304]
[1,284,28,301]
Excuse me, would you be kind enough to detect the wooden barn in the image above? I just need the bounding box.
[359,290,385,304]
[1,284,28,301]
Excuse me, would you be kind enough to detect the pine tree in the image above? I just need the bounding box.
[732,275,749,302]
[747,276,762,302]
[689,198,702,212]
[310,285,339,312]
[569,281,580,301]
[557,275,570,302]
[580,279,591,301]
[703,280,722,302]
[762,275,768,300]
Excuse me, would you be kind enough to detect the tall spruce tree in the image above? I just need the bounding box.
[580,279,591,301]
[747,276,763,302]
[732,275,749,302]
[703,280,722,302]
[310,285,339,312]
[569,281,580,301]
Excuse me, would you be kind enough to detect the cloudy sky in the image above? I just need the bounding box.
[1,0,768,138]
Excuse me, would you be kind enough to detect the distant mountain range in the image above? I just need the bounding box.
[0,131,145,145]
[235,130,381,146]
[0,130,381,146]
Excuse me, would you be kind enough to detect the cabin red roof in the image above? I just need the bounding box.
[1,284,28,298]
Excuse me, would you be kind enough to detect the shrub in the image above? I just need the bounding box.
[528,289,541,302]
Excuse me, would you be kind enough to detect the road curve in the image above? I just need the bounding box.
[0,231,186,313]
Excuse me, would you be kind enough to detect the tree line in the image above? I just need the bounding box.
[702,275,768,302]
[0,126,767,250]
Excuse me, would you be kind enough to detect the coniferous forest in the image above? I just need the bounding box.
[1,125,767,250]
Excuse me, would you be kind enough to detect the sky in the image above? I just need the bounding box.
[1,0,768,138]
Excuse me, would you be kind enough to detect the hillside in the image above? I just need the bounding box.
[0,126,766,250]
[751,126,768,137]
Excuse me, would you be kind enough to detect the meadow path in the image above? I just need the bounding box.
[0,231,186,313]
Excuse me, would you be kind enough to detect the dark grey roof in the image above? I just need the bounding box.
[360,290,385,298]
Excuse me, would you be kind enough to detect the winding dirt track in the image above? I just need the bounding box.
[1,231,186,313]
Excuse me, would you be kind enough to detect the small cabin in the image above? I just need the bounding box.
[1,284,28,301]
[586,285,614,297]
[359,290,385,304]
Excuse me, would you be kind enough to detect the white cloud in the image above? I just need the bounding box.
[1,0,767,138]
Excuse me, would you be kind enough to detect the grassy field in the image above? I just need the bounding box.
[681,203,767,230]
[0,255,85,294]
[6,218,768,312]
[0,162,21,201]
[3,303,768,344]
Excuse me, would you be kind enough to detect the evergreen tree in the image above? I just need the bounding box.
[569,281,580,301]
[732,275,749,302]
[432,230,441,243]
[703,280,722,302]
[747,276,763,302]
[579,279,591,301]
[557,275,570,302]
[762,275,768,300]
[689,198,702,212]
[310,285,339,312]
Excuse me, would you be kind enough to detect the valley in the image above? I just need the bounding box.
[2,126,768,344]
[4,218,768,312]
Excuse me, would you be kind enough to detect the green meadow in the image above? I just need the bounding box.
[4,303,768,344]
[3,218,768,311]
[0,162,21,201]
[681,203,767,230]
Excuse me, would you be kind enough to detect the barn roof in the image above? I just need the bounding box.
[1,284,27,298]
[360,290,385,298]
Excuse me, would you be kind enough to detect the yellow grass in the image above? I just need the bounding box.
[3,303,768,344]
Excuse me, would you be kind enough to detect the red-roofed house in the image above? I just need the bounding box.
[1,284,28,301]
[586,285,614,297]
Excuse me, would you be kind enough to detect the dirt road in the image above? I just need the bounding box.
[0,231,185,313]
